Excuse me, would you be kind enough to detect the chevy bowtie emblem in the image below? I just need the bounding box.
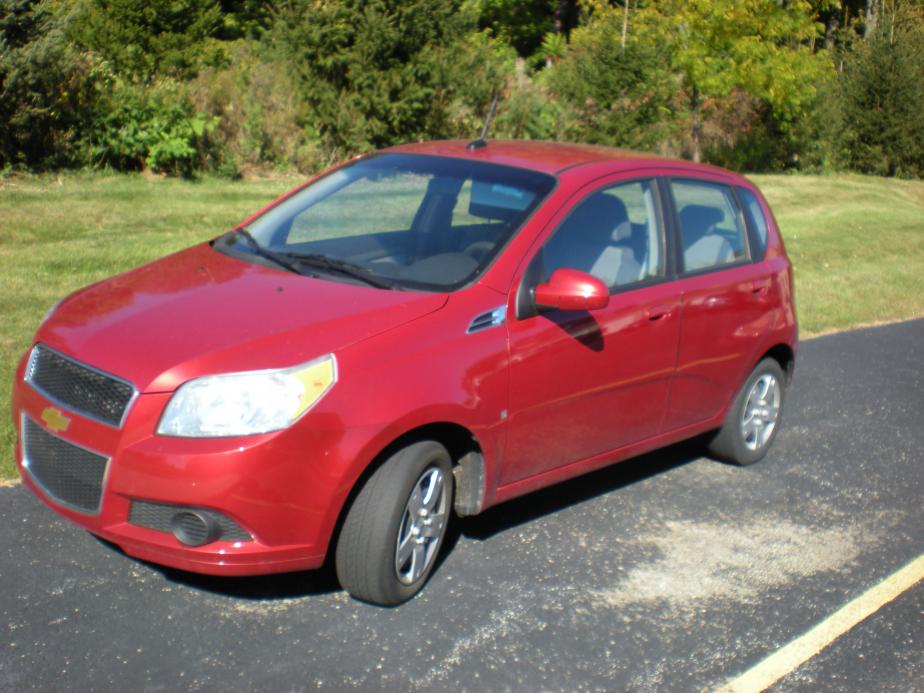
[41,407,71,433]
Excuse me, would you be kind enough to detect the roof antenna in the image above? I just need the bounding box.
[467,93,499,150]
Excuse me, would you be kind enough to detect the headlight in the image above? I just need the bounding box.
[156,354,337,437]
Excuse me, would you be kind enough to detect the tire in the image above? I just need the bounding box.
[335,441,454,606]
[708,357,786,466]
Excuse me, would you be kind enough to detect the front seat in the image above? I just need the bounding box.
[545,193,640,287]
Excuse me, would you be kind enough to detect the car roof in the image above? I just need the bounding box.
[384,139,736,179]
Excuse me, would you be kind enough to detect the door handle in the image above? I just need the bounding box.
[646,304,672,321]
[750,279,771,296]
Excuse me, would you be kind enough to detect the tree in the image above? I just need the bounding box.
[545,6,673,150]
[270,0,474,155]
[71,0,222,83]
[472,0,578,57]
[640,0,830,162]
[836,2,924,175]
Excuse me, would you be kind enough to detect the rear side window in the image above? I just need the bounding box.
[541,179,664,290]
[671,180,749,273]
[737,187,769,259]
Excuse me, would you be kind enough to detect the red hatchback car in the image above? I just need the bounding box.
[12,140,796,605]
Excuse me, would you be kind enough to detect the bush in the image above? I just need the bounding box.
[85,80,216,176]
[0,0,98,169]
[189,42,325,174]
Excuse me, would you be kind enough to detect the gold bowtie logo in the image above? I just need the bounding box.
[41,407,71,433]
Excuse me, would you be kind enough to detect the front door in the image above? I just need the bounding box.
[501,178,681,485]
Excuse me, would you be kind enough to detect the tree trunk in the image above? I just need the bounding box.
[621,0,629,50]
[690,88,702,163]
[824,7,838,50]
[866,0,879,38]
[553,0,576,36]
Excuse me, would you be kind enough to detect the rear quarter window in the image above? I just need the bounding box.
[737,187,770,260]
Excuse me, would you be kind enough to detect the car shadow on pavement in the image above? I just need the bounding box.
[455,435,710,543]
[96,436,710,602]
[92,535,342,599]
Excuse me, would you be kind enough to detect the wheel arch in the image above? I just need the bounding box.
[327,420,486,566]
[762,342,795,384]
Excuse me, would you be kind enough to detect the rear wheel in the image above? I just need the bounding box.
[335,441,453,605]
[708,358,786,466]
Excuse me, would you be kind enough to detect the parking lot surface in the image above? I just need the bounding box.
[2,319,922,692]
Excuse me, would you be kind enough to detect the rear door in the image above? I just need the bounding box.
[662,177,776,431]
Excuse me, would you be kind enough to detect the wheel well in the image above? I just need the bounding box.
[327,422,484,564]
[383,422,482,465]
[763,343,795,383]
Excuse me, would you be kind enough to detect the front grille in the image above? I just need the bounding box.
[25,344,136,427]
[22,415,109,514]
[129,501,253,542]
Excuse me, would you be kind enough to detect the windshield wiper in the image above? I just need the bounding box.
[232,228,307,276]
[279,251,399,290]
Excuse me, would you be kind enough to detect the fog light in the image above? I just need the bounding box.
[171,510,220,547]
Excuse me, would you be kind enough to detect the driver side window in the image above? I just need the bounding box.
[541,180,664,289]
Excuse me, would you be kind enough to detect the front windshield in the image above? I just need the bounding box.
[221,153,556,291]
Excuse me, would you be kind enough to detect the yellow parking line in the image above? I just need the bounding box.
[717,553,924,693]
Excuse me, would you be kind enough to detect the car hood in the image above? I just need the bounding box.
[38,243,448,393]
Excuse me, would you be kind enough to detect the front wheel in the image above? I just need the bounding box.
[708,358,786,466]
[335,441,453,605]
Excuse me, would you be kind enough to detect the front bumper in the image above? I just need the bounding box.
[11,354,355,577]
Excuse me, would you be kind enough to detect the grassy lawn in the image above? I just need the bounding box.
[751,174,924,337]
[2,171,923,479]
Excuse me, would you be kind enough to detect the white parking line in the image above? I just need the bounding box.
[717,553,924,693]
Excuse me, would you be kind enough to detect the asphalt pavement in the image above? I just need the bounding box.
[2,319,922,692]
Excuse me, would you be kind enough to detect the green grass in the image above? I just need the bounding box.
[0,172,299,479]
[751,174,924,336]
[2,171,923,479]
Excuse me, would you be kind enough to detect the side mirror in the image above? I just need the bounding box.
[534,268,609,312]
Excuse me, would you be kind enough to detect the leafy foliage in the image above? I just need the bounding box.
[0,0,97,168]
[545,7,673,150]
[835,4,924,176]
[189,41,324,174]
[87,80,217,176]
[271,0,472,156]
[3,0,924,177]
[635,0,831,162]
[71,0,223,82]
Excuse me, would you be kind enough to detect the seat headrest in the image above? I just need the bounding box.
[567,193,629,244]
[679,204,724,236]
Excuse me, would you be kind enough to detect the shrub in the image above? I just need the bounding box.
[189,41,325,174]
[0,0,98,169]
[85,79,216,176]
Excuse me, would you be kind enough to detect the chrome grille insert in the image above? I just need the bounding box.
[21,415,109,514]
[25,344,137,428]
